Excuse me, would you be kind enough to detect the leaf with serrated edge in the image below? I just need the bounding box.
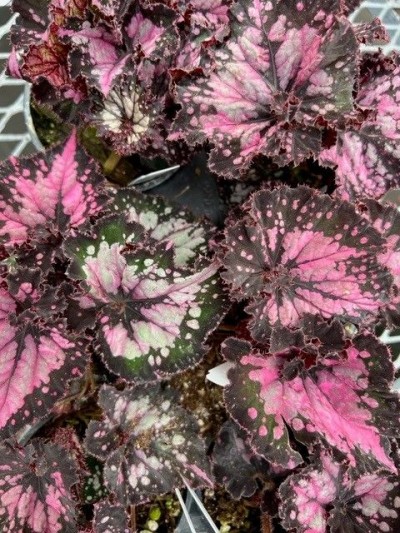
[222,332,399,472]
[113,188,214,268]
[85,384,213,505]
[171,0,357,176]
[0,441,77,533]
[320,55,400,200]
[0,287,87,437]
[65,216,228,381]
[125,2,179,60]
[66,25,129,97]
[222,186,391,336]
[0,130,109,248]
[358,199,400,326]
[279,451,400,533]
[94,76,165,155]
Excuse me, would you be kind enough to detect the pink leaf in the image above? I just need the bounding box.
[223,330,399,471]
[172,0,358,177]
[0,130,109,248]
[222,186,391,334]
[66,25,129,96]
[320,55,400,200]
[0,288,87,437]
[279,451,400,533]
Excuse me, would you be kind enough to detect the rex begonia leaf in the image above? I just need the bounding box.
[0,130,109,248]
[7,267,68,319]
[90,0,132,20]
[85,384,213,505]
[93,501,130,533]
[212,420,270,500]
[11,0,50,48]
[279,451,400,533]
[221,186,391,335]
[21,33,71,90]
[353,17,389,45]
[94,75,165,155]
[177,0,230,43]
[358,199,400,326]
[320,54,400,201]
[112,187,214,268]
[66,25,129,97]
[222,331,399,472]
[0,440,78,533]
[83,457,107,504]
[64,216,228,382]
[125,2,179,60]
[0,287,87,437]
[171,0,358,177]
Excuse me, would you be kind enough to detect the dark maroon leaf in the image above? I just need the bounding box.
[11,0,50,48]
[93,501,130,533]
[222,186,391,335]
[171,0,358,176]
[0,440,78,532]
[85,384,213,505]
[212,420,270,499]
[7,267,68,319]
[21,33,71,89]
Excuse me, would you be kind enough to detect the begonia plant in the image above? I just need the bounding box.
[1,0,400,531]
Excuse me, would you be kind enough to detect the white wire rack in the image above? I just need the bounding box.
[350,0,400,53]
[0,6,43,159]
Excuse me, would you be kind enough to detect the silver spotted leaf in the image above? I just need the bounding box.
[85,384,214,505]
[0,130,109,248]
[112,187,214,268]
[83,457,108,504]
[279,451,400,533]
[0,440,78,533]
[222,186,391,337]
[93,501,130,533]
[0,286,87,438]
[171,0,358,177]
[64,216,228,382]
[222,331,399,472]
